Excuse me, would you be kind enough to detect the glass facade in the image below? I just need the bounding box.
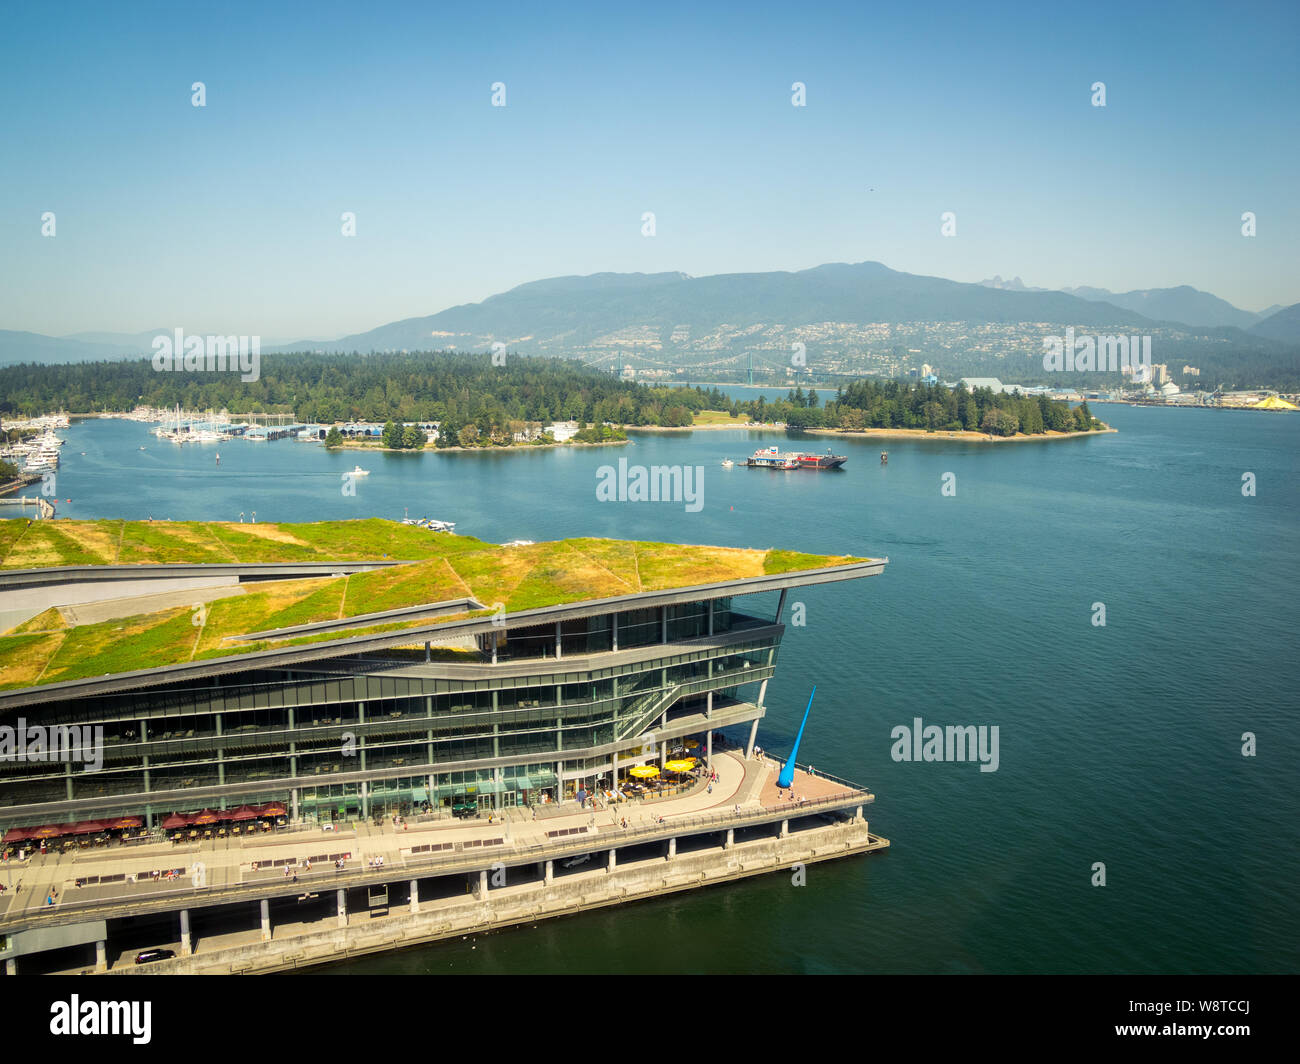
[0,596,778,828]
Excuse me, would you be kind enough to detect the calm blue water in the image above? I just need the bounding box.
[24,406,1300,973]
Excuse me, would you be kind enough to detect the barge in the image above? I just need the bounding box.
[745,446,847,470]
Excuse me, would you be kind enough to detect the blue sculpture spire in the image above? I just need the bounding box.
[776,685,815,789]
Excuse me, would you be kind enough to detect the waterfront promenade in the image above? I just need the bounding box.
[1,753,879,973]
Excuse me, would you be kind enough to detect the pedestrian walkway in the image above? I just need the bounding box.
[3,753,862,927]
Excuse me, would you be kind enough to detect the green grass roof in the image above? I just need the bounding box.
[0,519,872,691]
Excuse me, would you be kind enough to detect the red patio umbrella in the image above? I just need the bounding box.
[258,803,287,817]
[191,809,221,825]
[160,813,189,830]
[29,825,63,839]
[69,820,109,835]
[107,816,143,830]
[2,827,30,843]
[229,805,259,821]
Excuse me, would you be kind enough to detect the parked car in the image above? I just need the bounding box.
[134,948,176,965]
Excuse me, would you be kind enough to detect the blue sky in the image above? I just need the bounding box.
[1,0,1296,337]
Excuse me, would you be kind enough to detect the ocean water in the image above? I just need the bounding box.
[18,405,1300,973]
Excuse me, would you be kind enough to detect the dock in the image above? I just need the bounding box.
[0,493,55,518]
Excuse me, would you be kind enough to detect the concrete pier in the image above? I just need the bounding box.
[0,754,880,975]
[97,817,888,975]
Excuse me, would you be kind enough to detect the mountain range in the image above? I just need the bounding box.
[979,276,1284,330]
[2,262,1296,369]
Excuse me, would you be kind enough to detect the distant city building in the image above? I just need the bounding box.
[1153,363,1170,385]
[961,377,1009,394]
[1181,365,1201,377]
[921,373,938,386]
[1160,380,1181,397]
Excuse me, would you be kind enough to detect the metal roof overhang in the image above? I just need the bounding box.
[0,558,885,709]
[0,560,410,593]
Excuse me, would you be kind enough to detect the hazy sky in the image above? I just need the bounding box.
[1,0,1296,338]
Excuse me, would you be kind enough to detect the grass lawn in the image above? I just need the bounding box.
[690,410,749,426]
[0,519,875,688]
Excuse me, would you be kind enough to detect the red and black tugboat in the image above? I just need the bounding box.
[745,446,847,470]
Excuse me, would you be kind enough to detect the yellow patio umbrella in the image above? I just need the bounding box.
[664,759,696,773]
[628,765,659,779]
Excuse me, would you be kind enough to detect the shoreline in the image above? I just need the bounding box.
[803,425,1116,444]
[641,421,1117,442]
[627,423,760,432]
[328,438,629,455]
[66,412,1115,446]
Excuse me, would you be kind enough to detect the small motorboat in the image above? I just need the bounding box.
[349,465,370,476]
[721,458,734,468]
[880,452,888,464]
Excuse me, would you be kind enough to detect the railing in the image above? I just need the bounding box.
[0,783,872,928]
[766,757,866,795]
[615,683,681,743]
